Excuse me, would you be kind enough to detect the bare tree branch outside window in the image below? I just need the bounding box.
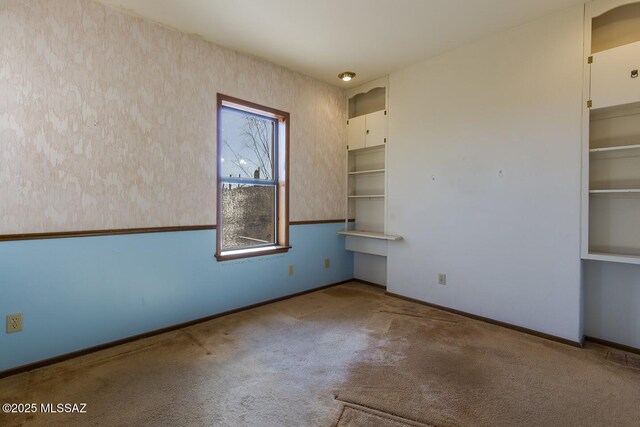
[220,108,277,251]
[223,116,274,181]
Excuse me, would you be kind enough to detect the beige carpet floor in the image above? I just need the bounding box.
[1,282,639,426]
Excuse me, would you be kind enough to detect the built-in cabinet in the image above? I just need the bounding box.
[583,0,640,264]
[347,110,386,150]
[590,41,640,109]
[338,77,401,279]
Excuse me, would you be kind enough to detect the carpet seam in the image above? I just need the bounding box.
[332,405,347,427]
[334,395,439,427]
[379,310,459,324]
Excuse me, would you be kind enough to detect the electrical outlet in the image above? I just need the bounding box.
[288,265,294,276]
[324,258,331,269]
[438,273,447,286]
[6,313,23,334]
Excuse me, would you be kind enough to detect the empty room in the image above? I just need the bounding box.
[1,0,640,425]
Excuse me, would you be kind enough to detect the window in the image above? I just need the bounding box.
[216,94,289,261]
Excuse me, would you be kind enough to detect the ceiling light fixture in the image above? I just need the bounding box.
[338,72,356,82]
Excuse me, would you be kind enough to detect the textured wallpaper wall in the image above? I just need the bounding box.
[0,0,346,234]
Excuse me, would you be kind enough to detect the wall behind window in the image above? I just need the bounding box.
[0,0,346,234]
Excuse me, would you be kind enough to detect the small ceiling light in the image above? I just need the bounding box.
[338,72,356,82]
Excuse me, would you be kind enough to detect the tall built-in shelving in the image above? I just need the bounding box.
[338,77,401,260]
[582,0,640,265]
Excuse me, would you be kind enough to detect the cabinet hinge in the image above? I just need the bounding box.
[587,100,593,108]
[587,56,593,64]
[384,138,387,143]
[347,120,349,125]
[346,145,349,150]
[384,110,387,115]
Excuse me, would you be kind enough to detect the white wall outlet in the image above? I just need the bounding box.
[6,313,23,333]
[438,273,447,286]
[288,265,295,276]
[325,258,331,269]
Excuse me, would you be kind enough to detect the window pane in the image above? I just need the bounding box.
[221,183,276,251]
[220,107,275,180]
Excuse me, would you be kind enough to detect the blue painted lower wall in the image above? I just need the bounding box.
[0,222,353,373]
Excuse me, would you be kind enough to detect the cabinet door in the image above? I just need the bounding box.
[365,110,386,148]
[347,115,366,151]
[591,41,640,110]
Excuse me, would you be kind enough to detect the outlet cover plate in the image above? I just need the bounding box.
[325,258,331,268]
[6,313,23,333]
[438,273,447,286]
[288,265,295,276]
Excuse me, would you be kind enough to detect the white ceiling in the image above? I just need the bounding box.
[94,0,585,87]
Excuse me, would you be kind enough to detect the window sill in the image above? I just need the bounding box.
[215,245,291,262]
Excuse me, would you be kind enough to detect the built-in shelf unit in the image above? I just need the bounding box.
[337,230,402,241]
[582,0,640,264]
[339,76,402,268]
[348,169,386,176]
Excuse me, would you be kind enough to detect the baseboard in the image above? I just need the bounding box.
[385,291,583,349]
[585,336,640,355]
[0,278,355,379]
[353,279,386,289]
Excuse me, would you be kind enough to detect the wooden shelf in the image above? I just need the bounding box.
[348,169,385,176]
[590,144,640,153]
[347,144,385,154]
[338,230,403,241]
[586,252,640,265]
[590,101,640,121]
[590,189,640,194]
[348,194,385,199]
[590,144,640,159]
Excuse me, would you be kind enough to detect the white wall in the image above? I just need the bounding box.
[584,261,640,348]
[386,5,585,342]
[354,253,387,285]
